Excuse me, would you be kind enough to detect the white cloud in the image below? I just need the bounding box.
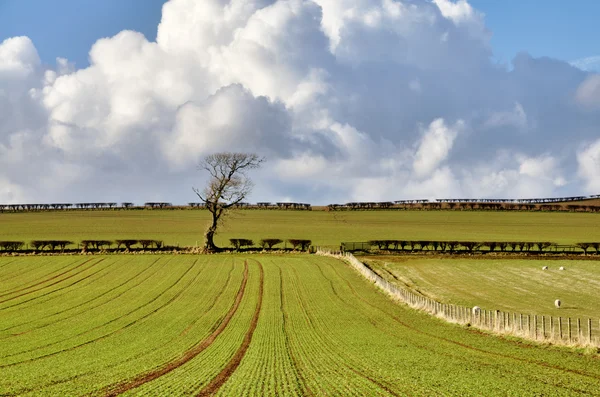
[413,118,463,178]
[575,74,600,109]
[571,56,600,73]
[0,0,599,204]
[577,140,600,193]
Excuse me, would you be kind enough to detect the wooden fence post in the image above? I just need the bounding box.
[588,318,592,344]
[520,313,523,332]
[533,315,537,339]
[542,315,546,339]
[559,317,563,340]
[568,318,572,342]
[577,318,581,343]
[550,317,554,340]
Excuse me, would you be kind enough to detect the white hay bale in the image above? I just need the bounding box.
[559,266,565,270]
[555,299,561,308]
[542,266,548,270]
[472,306,481,315]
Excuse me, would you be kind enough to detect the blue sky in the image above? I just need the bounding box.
[0,0,166,68]
[0,0,598,68]
[2,0,600,203]
[471,0,600,66]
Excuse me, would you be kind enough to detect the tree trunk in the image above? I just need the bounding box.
[204,212,219,252]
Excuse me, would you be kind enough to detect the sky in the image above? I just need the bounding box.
[1,0,600,205]
[2,0,599,69]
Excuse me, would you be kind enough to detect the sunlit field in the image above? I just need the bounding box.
[0,209,598,248]
[2,254,600,396]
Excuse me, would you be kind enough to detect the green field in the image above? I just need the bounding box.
[2,254,600,396]
[1,209,599,248]
[363,256,600,320]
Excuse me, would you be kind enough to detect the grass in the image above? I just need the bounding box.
[363,256,600,320]
[2,254,600,395]
[0,209,599,248]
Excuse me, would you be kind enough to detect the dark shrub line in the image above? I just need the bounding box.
[0,241,25,251]
[0,239,164,252]
[229,238,312,252]
[361,240,600,254]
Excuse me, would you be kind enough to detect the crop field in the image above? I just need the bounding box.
[2,255,600,396]
[363,256,600,320]
[0,209,599,248]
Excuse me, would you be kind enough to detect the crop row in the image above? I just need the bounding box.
[0,257,252,395]
[4,256,600,395]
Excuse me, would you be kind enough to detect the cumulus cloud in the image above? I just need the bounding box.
[413,118,463,178]
[577,140,600,193]
[571,56,600,73]
[575,74,600,109]
[0,0,599,204]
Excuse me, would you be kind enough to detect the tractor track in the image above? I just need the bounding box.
[328,260,600,385]
[0,257,157,335]
[0,259,103,308]
[322,261,597,395]
[0,260,108,313]
[0,258,95,298]
[4,259,234,397]
[278,265,311,396]
[289,265,408,397]
[97,261,250,397]
[0,260,197,365]
[181,261,235,337]
[0,258,82,292]
[196,260,264,397]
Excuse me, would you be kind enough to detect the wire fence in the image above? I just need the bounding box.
[316,248,600,348]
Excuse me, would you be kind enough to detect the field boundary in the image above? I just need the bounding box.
[317,248,600,349]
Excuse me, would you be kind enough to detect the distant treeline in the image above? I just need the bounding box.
[342,240,600,254]
[3,194,600,213]
[327,201,600,212]
[0,201,312,212]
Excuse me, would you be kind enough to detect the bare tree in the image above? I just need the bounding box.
[194,152,264,252]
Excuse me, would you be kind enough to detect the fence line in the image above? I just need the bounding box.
[316,248,599,348]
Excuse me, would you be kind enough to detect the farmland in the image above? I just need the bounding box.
[363,256,600,320]
[2,254,600,396]
[0,209,599,248]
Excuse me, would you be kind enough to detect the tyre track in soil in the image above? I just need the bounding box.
[181,261,236,337]
[96,261,251,397]
[0,258,165,341]
[0,260,108,317]
[0,260,108,314]
[196,260,264,397]
[0,258,82,291]
[292,263,406,397]
[321,260,596,396]
[0,259,16,273]
[2,259,120,317]
[0,258,103,307]
[281,265,393,396]
[0,259,198,365]
[277,265,311,397]
[0,258,95,298]
[5,259,233,397]
[0,257,153,335]
[327,260,600,385]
